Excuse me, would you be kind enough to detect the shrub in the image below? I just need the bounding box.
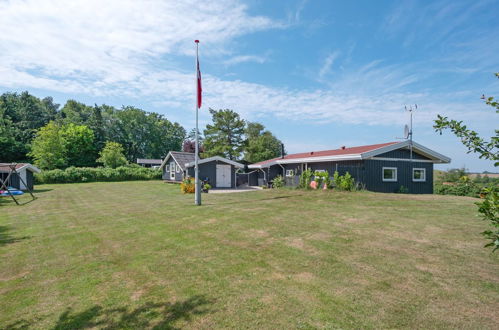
[180,177,195,194]
[397,185,409,193]
[299,169,313,189]
[35,165,161,184]
[434,181,482,197]
[476,188,499,251]
[333,171,356,191]
[272,175,284,188]
[314,171,330,189]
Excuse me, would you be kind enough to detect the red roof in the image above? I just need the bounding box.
[0,163,32,172]
[252,142,399,166]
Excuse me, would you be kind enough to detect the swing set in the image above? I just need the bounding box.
[0,163,36,205]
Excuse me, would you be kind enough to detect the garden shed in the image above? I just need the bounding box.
[0,163,41,191]
[185,156,244,188]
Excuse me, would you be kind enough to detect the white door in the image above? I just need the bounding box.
[170,162,176,180]
[216,164,231,188]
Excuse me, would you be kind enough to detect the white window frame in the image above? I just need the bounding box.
[382,167,397,182]
[285,169,294,177]
[412,168,426,182]
[176,165,180,173]
[170,162,176,180]
[165,164,169,172]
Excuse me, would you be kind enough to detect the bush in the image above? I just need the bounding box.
[314,171,330,189]
[35,166,161,184]
[434,181,482,197]
[299,169,313,189]
[181,177,195,194]
[272,175,284,188]
[333,171,356,191]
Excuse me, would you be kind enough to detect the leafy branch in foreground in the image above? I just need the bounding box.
[434,72,499,252]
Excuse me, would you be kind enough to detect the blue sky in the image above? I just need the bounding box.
[1,0,498,171]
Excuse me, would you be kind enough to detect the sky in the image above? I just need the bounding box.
[0,0,498,172]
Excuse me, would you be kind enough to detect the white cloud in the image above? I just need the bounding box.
[318,51,340,78]
[224,55,268,66]
[0,0,496,134]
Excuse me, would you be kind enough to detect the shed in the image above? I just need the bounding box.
[136,158,163,168]
[185,156,244,188]
[0,163,41,191]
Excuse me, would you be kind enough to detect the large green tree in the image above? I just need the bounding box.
[61,124,96,167]
[29,121,66,170]
[434,72,498,251]
[244,122,284,163]
[203,109,245,160]
[97,141,128,168]
[0,91,58,160]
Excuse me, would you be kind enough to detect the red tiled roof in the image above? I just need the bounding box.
[0,163,28,172]
[252,142,399,166]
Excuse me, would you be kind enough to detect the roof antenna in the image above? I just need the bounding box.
[404,104,416,161]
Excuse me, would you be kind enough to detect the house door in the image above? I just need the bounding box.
[170,162,176,180]
[216,164,231,188]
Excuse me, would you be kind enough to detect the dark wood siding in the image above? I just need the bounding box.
[363,160,433,193]
[187,160,237,188]
[163,160,183,182]
[26,171,34,190]
[0,172,20,189]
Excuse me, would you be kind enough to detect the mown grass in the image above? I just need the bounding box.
[1,181,498,329]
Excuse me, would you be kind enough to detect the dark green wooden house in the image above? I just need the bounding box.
[248,141,450,194]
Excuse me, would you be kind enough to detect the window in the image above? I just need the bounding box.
[315,169,326,173]
[165,165,169,171]
[412,168,426,182]
[285,169,294,177]
[382,167,397,182]
[176,165,180,173]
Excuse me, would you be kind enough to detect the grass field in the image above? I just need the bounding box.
[1,181,498,329]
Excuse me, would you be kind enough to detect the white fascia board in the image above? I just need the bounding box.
[276,154,362,164]
[15,164,41,173]
[159,152,176,170]
[361,140,451,163]
[186,156,245,168]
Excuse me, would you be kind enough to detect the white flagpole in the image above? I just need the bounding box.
[195,40,201,206]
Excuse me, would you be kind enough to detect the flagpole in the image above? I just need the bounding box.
[194,40,201,206]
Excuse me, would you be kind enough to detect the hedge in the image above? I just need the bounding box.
[35,166,162,184]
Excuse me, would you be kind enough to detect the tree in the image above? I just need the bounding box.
[244,122,284,163]
[183,128,204,153]
[29,121,66,170]
[97,141,128,168]
[61,124,96,167]
[0,91,58,160]
[203,109,245,160]
[434,72,499,251]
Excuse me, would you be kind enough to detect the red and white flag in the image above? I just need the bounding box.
[196,50,202,109]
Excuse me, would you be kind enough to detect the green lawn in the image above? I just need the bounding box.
[1,181,498,329]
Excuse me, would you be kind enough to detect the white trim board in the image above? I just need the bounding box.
[185,156,244,168]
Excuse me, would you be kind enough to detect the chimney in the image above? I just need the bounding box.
[341,146,346,150]
[281,143,285,159]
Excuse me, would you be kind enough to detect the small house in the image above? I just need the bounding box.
[0,163,41,191]
[159,152,245,188]
[248,140,450,194]
[136,158,163,168]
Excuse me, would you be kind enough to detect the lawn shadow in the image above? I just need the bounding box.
[49,295,214,329]
[33,188,53,194]
[0,226,30,247]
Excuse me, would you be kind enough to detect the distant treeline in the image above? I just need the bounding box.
[0,91,185,166]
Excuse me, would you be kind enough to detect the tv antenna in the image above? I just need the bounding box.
[404,104,417,160]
